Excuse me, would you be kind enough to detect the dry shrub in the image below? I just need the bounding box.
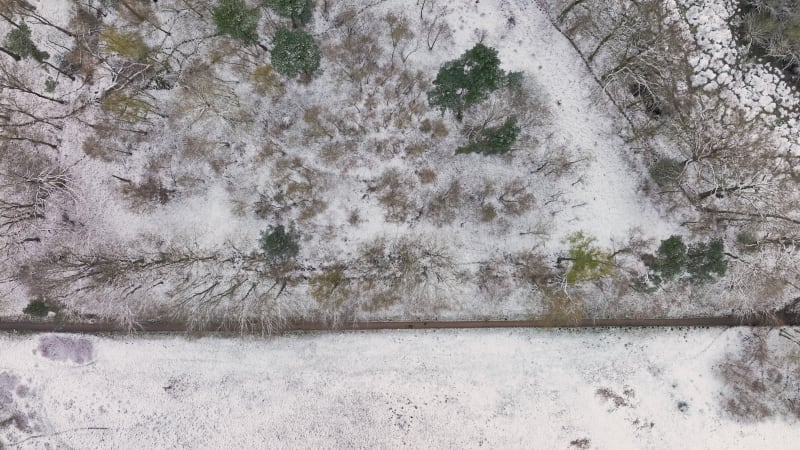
[419,118,433,133]
[302,105,335,142]
[252,65,284,97]
[426,180,464,226]
[476,259,515,302]
[417,168,437,184]
[405,141,427,157]
[82,135,127,162]
[431,119,449,139]
[479,204,497,222]
[361,289,401,313]
[180,137,215,162]
[324,10,384,90]
[120,176,174,210]
[254,142,280,166]
[373,169,417,222]
[309,265,352,311]
[718,330,800,422]
[541,289,586,325]
[498,179,535,216]
[173,60,239,122]
[298,200,328,222]
[102,91,159,124]
[355,236,456,310]
[115,0,158,26]
[65,7,101,80]
[347,210,360,225]
[570,438,591,449]
[595,387,633,409]
[256,156,327,221]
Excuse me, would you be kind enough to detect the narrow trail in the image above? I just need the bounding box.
[0,313,796,335]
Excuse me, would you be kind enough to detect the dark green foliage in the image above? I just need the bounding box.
[505,71,525,91]
[650,158,685,188]
[687,239,727,282]
[5,23,50,62]
[213,0,260,45]
[651,235,687,281]
[259,225,300,264]
[456,116,520,155]
[23,298,50,317]
[427,43,507,120]
[645,235,727,287]
[264,0,314,27]
[270,28,321,78]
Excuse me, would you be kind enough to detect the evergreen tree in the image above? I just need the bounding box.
[213,0,260,45]
[687,239,727,282]
[270,28,321,78]
[427,43,506,121]
[5,23,49,62]
[264,0,314,28]
[651,235,687,281]
[23,298,50,317]
[259,225,300,264]
[456,116,520,155]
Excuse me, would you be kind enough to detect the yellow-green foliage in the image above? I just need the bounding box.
[101,27,151,61]
[309,265,350,309]
[541,289,585,326]
[101,92,157,123]
[251,65,282,96]
[563,232,613,284]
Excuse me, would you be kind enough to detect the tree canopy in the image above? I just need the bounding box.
[213,0,261,45]
[264,0,314,27]
[562,232,613,284]
[427,43,507,121]
[646,235,727,286]
[259,225,300,264]
[270,28,321,78]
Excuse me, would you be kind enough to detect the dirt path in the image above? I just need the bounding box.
[0,313,796,335]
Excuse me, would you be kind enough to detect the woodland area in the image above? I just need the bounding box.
[0,0,799,330]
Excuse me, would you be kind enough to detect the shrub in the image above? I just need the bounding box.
[542,288,585,325]
[562,232,613,284]
[309,264,350,309]
[270,28,321,78]
[213,0,260,45]
[456,116,520,155]
[23,298,51,317]
[252,65,283,95]
[417,168,437,184]
[259,225,300,264]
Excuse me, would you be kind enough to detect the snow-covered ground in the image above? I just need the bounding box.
[0,328,795,448]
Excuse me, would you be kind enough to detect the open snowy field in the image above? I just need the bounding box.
[0,327,796,448]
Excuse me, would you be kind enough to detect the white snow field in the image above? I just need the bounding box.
[0,328,796,449]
